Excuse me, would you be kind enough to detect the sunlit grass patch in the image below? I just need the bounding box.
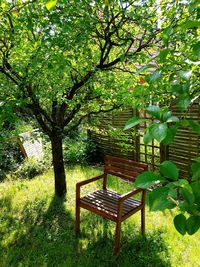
[0,166,200,267]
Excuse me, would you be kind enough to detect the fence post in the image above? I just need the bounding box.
[160,144,168,163]
[135,109,140,162]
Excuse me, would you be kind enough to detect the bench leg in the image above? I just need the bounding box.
[141,207,145,235]
[114,220,121,256]
[75,202,80,234]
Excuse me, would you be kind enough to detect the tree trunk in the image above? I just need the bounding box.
[51,133,67,197]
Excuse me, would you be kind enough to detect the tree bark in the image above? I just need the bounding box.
[51,132,67,197]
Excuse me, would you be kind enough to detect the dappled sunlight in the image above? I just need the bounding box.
[1,166,200,266]
[77,213,171,267]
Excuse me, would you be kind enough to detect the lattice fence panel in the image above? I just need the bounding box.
[168,99,200,178]
[90,99,200,176]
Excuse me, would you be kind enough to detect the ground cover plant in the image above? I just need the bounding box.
[0,166,200,267]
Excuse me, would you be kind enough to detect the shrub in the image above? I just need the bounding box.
[63,138,98,166]
[63,140,87,165]
[0,120,35,178]
[0,170,6,181]
[41,141,52,168]
[0,141,23,177]
[15,157,45,179]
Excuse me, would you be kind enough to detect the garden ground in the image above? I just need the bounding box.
[0,166,199,267]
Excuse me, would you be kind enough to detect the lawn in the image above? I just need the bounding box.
[0,166,199,267]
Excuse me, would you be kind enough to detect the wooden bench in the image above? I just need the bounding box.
[75,155,148,255]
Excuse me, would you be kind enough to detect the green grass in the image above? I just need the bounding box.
[0,166,200,267]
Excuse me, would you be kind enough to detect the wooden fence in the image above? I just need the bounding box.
[90,99,200,177]
[167,100,200,178]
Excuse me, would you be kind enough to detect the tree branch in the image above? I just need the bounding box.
[65,70,95,101]
[68,104,123,132]
[26,84,53,125]
[0,66,19,85]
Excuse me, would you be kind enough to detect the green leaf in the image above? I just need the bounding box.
[1,2,6,9]
[124,117,146,130]
[174,214,187,235]
[191,182,200,204]
[162,125,178,143]
[166,116,179,123]
[192,42,200,59]
[188,120,200,134]
[146,105,161,119]
[149,123,168,142]
[160,126,178,145]
[187,216,200,235]
[162,27,173,46]
[171,84,184,94]
[160,161,179,180]
[189,1,199,13]
[168,188,177,200]
[194,157,200,163]
[143,132,153,145]
[148,70,162,82]
[135,171,165,189]
[136,64,155,74]
[148,187,175,211]
[163,27,173,37]
[180,20,200,29]
[192,162,200,181]
[179,201,190,213]
[181,184,195,206]
[120,55,126,62]
[162,111,172,121]
[179,70,192,80]
[172,179,189,187]
[46,0,57,10]
[176,97,191,110]
[158,49,170,62]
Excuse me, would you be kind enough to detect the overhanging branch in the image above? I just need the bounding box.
[67,104,123,132]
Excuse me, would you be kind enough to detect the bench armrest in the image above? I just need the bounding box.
[76,174,105,200]
[119,188,145,204]
[76,174,105,188]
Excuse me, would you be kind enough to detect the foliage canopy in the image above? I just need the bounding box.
[1,0,199,198]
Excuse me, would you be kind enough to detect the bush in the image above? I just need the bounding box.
[41,141,52,168]
[63,138,99,166]
[0,170,6,181]
[0,120,35,178]
[0,141,24,177]
[14,157,45,179]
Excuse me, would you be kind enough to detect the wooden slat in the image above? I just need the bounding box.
[105,155,148,170]
[90,100,200,177]
[104,155,148,181]
[80,189,141,219]
[105,160,146,172]
[106,170,136,181]
[96,189,141,207]
[169,144,199,153]
[106,166,139,177]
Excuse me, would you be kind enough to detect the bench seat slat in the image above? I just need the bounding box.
[95,189,141,207]
[92,191,132,214]
[83,192,119,212]
[80,189,141,218]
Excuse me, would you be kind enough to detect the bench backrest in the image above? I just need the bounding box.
[104,155,148,182]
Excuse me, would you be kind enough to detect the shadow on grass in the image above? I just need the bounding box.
[0,195,171,267]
